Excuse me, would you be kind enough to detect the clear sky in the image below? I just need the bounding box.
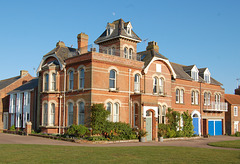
[0,0,239,94]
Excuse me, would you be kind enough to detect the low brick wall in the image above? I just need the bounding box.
[163,136,203,141]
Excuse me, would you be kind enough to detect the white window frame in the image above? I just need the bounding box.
[234,106,238,116]
[78,101,85,125]
[134,74,140,93]
[195,91,199,105]
[159,78,164,95]
[176,89,180,103]
[43,103,48,126]
[79,68,85,89]
[191,91,195,105]
[124,47,128,58]
[153,77,158,94]
[180,89,184,104]
[51,73,56,91]
[109,70,116,89]
[156,64,161,73]
[49,103,55,126]
[113,103,119,122]
[106,102,112,121]
[44,73,49,91]
[68,102,74,126]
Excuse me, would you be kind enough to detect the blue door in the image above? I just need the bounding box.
[215,121,222,135]
[208,121,214,136]
[193,117,199,135]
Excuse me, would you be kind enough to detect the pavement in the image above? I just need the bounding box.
[0,133,239,150]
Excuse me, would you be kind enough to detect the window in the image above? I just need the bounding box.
[107,28,111,36]
[51,73,56,91]
[134,74,140,93]
[234,106,238,116]
[124,47,128,58]
[106,102,112,121]
[129,48,133,59]
[69,71,74,90]
[113,103,119,122]
[191,66,199,81]
[156,64,161,73]
[162,105,166,124]
[195,91,199,105]
[180,89,184,103]
[134,103,139,127]
[50,103,55,126]
[68,102,73,126]
[208,93,211,105]
[159,78,164,95]
[78,102,85,125]
[44,73,49,91]
[127,27,131,34]
[234,121,238,133]
[204,92,207,105]
[204,74,210,83]
[109,70,116,89]
[79,68,85,89]
[191,91,195,104]
[153,77,158,94]
[158,106,162,124]
[43,103,48,126]
[108,48,111,55]
[176,89,180,103]
[112,47,115,55]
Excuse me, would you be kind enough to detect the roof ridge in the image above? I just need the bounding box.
[0,75,20,82]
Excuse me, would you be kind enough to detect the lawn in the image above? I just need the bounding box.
[0,145,239,163]
[208,140,240,149]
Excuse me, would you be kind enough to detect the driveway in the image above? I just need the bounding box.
[0,133,239,150]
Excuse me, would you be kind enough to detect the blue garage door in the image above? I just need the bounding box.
[193,117,199,135]
[208,120,222,136]
[215,121,222,135]
[208,121,214,136]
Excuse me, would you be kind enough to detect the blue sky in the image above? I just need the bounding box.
[0,0,239,94]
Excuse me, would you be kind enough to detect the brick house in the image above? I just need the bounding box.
[8,78,38,131]
[225,88,240,134]
[0,70,32,130]
[36,19,226,140]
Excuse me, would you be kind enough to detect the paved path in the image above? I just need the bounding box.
[0,133,239,150]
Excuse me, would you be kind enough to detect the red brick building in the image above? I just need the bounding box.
[0,70,32,130]
[36,19,227,140]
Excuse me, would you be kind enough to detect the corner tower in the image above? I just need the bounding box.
[94,19,142,60]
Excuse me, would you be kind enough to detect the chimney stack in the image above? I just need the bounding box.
[20,70,28,78]
[77,33,89,54]
[146,41,159,52]
[56,41,65,47]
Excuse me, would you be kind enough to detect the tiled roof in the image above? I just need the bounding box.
[225,94,240,105]
[0,76,21,90]
[94,19,142,44]
[139,50,168,68]
[8,78,38,94]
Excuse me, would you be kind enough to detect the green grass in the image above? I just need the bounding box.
[0,145,239,163]
[208,140,240,149]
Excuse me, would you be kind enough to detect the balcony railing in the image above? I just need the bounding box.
[203,102,227,112]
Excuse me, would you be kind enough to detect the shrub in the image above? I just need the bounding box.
[9,125,15,131]
[234,132,240,137]
[182,111,194,137]
[90,104,110,135]
[158,123,167,137]
[65,124,89,138]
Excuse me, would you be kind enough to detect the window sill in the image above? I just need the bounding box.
[109,88,119,92]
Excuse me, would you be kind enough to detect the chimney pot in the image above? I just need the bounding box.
[77,32,89,54]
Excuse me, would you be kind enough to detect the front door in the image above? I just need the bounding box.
[193,114,199,135]
[146,111,152,141]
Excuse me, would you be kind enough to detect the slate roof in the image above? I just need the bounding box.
[225,94,240,105]
[43,45,78,65]
[138,50,168,68]
[8,78,38,94]
[94,19,142,44]
[170,62,222,85]
[0,76,21,90]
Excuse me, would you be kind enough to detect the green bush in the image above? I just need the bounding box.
[91,104,110,135]
[234,132,240,137]
[9,125,15,131]
[182,111,194,137]
[158,123,167,137]
[87,136,108,141]
[65,124,89,138]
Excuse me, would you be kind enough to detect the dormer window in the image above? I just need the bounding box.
[106,23,114,36]
[191,65,199,81]
[125,22,132,35]
[204,68,211,83]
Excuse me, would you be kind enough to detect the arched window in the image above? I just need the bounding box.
[79,68,85,89]
[69,71,74,90]
[113,103,119,122]
[204,92,207,105]
[51,73,56,91]
[134,103,139,127]
[106,102,112,121]
[109,70,116,89]
[44,73,49,91]
[158,105,162,124]
[68,102,73,126]
[195,91,199,105]
[176,89,180,103]
[208,93,211,105]
[159,78,164,95]
[162,105,166,124]
[153,77,158,94]
[50,103,55,126]
[78,102,85,125]
[43,103,48,126]
[108,48,111,55]
[112,47,115,55]
[180,89,184,103]
[124,47,128,58]
[129,48,133,59]
[191,91,195,104]
[134,74,140,93]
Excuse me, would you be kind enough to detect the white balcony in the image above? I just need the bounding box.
[203,102,227,112]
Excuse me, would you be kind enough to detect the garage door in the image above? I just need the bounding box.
[208,120,222,136]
